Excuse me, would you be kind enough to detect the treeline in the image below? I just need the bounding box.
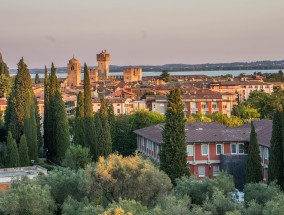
[0,58,42,168]
[0,154,283,215]
[233,87,284,120]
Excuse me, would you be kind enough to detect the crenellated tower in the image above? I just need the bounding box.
[96,50,110,81]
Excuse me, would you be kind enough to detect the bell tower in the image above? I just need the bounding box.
[67,56,81,86]
[96,50,110,81]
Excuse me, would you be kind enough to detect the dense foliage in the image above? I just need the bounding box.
[63,145,92,170]
[189,112,244,126]
[233,87,284,120]
[0,153,284,214]
[113,110,165,156]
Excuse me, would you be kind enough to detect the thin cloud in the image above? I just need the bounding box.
[45,36,56,43]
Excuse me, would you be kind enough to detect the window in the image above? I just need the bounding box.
[216,144,223,155]
[264,147,269,159]
[198,166,205,177]
[238,143,244,154]
[259,146,263,158]
[213,166,220,176]
[212,103,217,109]
[223,105,227,109]
[231,143,244,154]
[117,104,120,106]
[156,145,160,155]
[231,144,237,154]
[117,109,120,114]
[201,103,207,109]
[187,145,194,156]
[202,144,208,155]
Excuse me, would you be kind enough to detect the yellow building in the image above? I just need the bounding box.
[123,68,142,83]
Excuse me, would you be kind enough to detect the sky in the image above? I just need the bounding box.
[0,0,284,69]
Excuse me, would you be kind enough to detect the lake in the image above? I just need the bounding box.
[11,69,283,79]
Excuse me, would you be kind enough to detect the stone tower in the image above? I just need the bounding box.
[96,50,110,81]
[123,68,142,82]
[67,56,81,87]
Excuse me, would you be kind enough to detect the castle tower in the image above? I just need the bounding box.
[67,56,81,87]
[96,50,110,81]
[123,68,143,83]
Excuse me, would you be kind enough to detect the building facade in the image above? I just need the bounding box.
[149,91,236,117]
[135,120,271,189]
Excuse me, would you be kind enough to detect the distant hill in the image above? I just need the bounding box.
[9,60,284,74]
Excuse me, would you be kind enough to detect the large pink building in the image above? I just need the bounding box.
[134,120,271,189]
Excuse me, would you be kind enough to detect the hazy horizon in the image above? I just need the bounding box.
[1,0,284,69]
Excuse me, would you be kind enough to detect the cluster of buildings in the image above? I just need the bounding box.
[0,50,283,122]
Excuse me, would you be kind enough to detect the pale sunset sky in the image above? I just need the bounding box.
[0,0,283,68]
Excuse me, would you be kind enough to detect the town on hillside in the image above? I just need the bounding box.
[0,51,284,214]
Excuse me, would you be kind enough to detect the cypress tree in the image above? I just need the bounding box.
[73,91,85,145]
[49,63,59,97]
[159,87,189,184]
[246,122,263,183]
[0,53,9,76]
[5,58,33,142]
[6,131,19,167]
[107,101,116,144]
[47,63,60,158]
[24,94,38,162]
[35,73,40,84]
[268,111,284,188]
[43,66,50,154]
[52,91,70,162]
[34,96,42,152]
[83,63,96,157]
[98,96,112,157]
[19,135,30,166]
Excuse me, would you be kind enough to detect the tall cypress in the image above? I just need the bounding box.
[52,91,70,162]
[5,58,33,142]
[45,63,70,162]
[35,73,40,84]
[34,96,42,152]
[43,66,50,154]
[19,135,30,166]
[246,122,263,183]
[6,131,19,167]
[74,91,85,145]
[47,63,60,158]
[24,93,38,162]
[159,87,189,184]
[98,96,112,157]
[107,101,116,144]
[268,111,284,188]
[83,63,96,157]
